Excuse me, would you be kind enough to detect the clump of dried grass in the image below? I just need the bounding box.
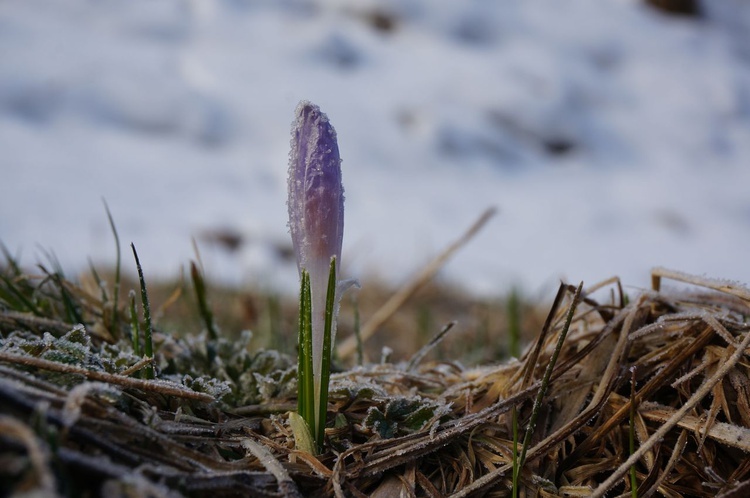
[2,262,750,497]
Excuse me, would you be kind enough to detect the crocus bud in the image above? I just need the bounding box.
[287,101,344,277]
[288,101,344,439]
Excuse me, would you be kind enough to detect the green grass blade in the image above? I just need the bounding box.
[297,272,306,418]
[0,243,23,276]
[190,261,218,340]
[0,245,43,314]
[512,406,519,497]
[131,243,154,379]
[317,257,337,450]
[103,199,121,334]
[128,291,141,368]
[0,272,42,315]
[36,259,82,325]
[516,281,583,486]
[87,257,108,304]
[297,270,315,450]
[48,269,83,325]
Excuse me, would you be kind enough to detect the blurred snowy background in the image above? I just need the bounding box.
[1,0,750,297]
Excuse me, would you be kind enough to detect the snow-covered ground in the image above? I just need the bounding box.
[2,0,750,298]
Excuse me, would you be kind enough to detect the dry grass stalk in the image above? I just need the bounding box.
[0,350,214,402]
[337,207,496,360]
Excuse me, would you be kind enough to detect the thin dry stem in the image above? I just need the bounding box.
[338,207,496,360]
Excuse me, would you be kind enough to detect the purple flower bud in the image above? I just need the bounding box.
[287,101,344,277]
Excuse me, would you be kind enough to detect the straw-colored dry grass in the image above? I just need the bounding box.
[2,261,750,497]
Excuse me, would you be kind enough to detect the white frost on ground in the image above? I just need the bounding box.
[1,0,750,298]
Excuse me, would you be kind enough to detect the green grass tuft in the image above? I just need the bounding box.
[130,243,154,379]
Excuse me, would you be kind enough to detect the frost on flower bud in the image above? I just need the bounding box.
[287,101,344,279]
